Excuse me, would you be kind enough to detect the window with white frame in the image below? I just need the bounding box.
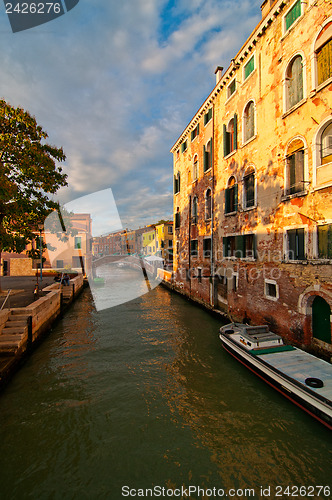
[285,55,304,110]
[227,79,236,99]
[285,138,306,196]
[223,114,238,157]
[265,280,279,301]
[284,0,302,33]
[317,224,332,259]
[225,176,238,214]
[193,155,198,181]
[244,55,255,80]
[314,21,332,87]
[243,166,255,209]
[321,122,332,166]
[286,228,305,260]
[203,139,212,172]
[243,101,255,142]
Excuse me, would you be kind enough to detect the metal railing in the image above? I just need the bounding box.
[0,289,11,311]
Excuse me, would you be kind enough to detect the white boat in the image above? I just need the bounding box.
[219,323,332,430]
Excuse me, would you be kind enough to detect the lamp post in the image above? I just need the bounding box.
[38,223,43,283]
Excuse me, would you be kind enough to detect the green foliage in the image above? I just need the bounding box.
[0,99,67,253]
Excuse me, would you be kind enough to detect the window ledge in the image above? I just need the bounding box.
[225,90,237,105]
[224,149,237,160]
[265,295,279,302]
[310,77,332,96]
[241,135,257,148]
[313,181,332,192]
[204,167,212,175]
[281,13,305,41]
[282,98,307,119]
[281,190,307,201]
[225,211,238,217]
[242,204,257,212]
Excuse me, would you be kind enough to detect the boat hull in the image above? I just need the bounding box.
[220,333,332,430]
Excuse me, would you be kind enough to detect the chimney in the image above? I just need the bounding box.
[215,66,223,84]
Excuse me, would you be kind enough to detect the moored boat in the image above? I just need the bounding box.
[219,323,332,430]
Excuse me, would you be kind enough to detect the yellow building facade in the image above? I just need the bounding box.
[171,0,332,357]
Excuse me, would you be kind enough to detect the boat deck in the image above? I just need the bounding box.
[256,348,332,402]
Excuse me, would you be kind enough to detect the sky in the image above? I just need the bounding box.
[1,0,261,232]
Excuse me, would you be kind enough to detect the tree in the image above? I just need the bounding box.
[0,99,67,282]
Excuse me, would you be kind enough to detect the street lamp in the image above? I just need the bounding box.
[38,223,44,283]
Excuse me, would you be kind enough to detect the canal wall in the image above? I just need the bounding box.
[0,275,84,388]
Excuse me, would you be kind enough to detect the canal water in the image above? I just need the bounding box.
[0,269,330,500]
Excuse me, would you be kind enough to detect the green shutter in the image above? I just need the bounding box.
[203,144,207,172]
[223,237,228,257]
[225,188,230,213]
[244,56,255,79]
[223,124,227,157]
[210,138,213,170]
[297,228,305,260]
[234,183,238,212]
[233,113,238,150]
[236,235,245,259]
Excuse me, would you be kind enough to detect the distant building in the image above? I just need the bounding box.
[155,221,174,268]
[171,0,332,356]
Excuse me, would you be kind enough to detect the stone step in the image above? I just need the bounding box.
[5,320,27,328]
[1,326,27,335]
[0,333,28,355]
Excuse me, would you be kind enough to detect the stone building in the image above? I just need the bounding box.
[171,0,332,356]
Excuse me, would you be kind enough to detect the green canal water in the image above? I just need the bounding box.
[0,271,331,499]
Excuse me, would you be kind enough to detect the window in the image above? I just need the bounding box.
[203,140,212,172]
[223,114,237,157]
[315,22,332,86]
[175,208,180,229]
[205,189,212,220]
[285,0,302,32]
[204,108,212,125]
[203,238,211,259]
[243,101,255,142]
[174,172,180,194]
[285,56,303,110]
[190,239,198,258]
[243,167,255,209]
[191,124,199,141]
[168,226,173,234]
[317,224,332,259]
[225,176,238,214]
[193,155,198,181]
[244,56,255,80]
[286,228,305,260]
[74,236,82,249]
[321,122,332,165]
[265,280,279,301]
[56,260,64,268]
[192,196,198,224]
[223,234,256,259]
[181,140,187,153]
[285,139,305,195]
[227,79,236,98]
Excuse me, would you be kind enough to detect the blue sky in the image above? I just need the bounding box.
[1,0,261,231]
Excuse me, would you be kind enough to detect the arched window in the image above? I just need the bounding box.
[174,172,180,194]
[243,167,255,209]
[321,122,332,165]
[192,196,198,224]
[285,55,303,110]
[315,21,332,87]
[193,155,198,180]
[205,189,212,220]
[203,140,212,172]
[225,176,238,214]
[223,114,237,157]
[243,101,255,142]
[175,207,181,229]
[285,138,305,195]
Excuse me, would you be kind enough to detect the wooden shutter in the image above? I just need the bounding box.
[233,113,238,150]
[234,183,238,212]
[223,124,228,157]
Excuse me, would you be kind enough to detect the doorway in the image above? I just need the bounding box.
[312,296,331,343]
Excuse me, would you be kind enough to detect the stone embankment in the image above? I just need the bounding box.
[0,275,84,388]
